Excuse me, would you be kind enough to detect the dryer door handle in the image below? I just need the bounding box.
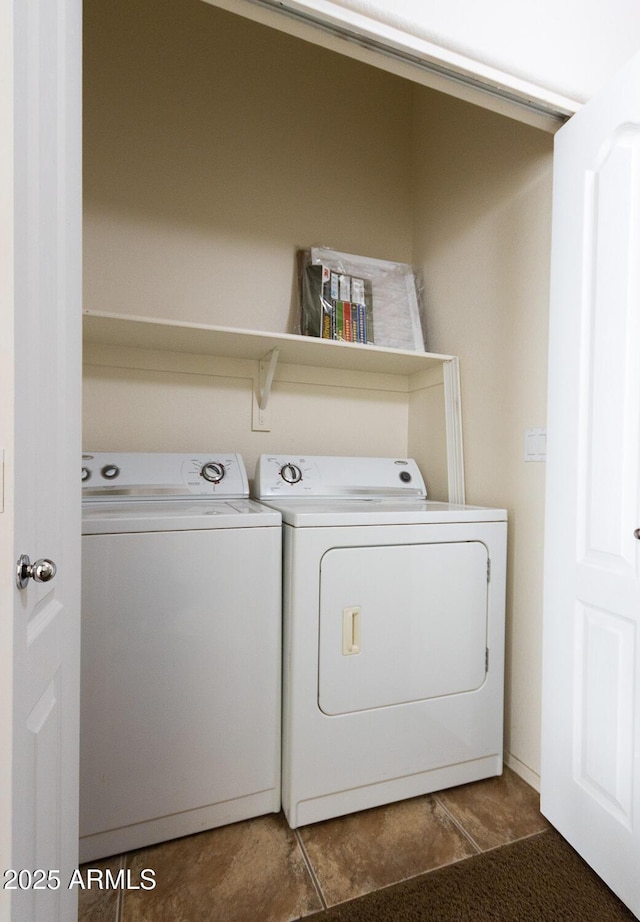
[342,607,361,655]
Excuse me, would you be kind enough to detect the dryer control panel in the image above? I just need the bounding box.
[254,455,427,500]
[82,451,250,499]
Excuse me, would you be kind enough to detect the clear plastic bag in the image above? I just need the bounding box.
[299,246,426,352]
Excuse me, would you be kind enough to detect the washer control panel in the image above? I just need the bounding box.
[82,451,249,499]
[254,455,427,499]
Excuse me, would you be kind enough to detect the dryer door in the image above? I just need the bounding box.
[318,540,488,715]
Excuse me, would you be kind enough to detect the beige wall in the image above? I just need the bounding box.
[411,88,553,783]
[83,0,433,473]
[83,0,554,786]
[83,0,415,332]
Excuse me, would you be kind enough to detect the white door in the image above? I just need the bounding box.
[541,49,640,917]
[0,2,82,921]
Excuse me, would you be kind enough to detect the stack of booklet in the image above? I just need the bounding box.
[302,263,374,344]
[299,247,425,352]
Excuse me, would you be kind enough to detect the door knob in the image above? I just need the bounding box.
[16,554,57,590]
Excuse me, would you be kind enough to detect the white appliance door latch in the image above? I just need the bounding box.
[342,606,361,655]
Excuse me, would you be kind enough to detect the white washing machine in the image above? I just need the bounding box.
[254,455,507,829]
[80,451,282,862]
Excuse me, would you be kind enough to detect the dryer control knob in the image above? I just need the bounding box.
[280,463,303,484]
[201,461,225,483]
[101,464,120,480]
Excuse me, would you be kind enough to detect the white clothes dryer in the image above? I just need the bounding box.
[253,455,507,829]
[80,451,282,862]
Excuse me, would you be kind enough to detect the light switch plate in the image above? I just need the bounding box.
[524,428,546,462]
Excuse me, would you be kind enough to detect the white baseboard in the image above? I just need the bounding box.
[505,752,541,793]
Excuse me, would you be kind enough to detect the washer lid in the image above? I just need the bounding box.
[82,498,281,534]
[258,498,507,527]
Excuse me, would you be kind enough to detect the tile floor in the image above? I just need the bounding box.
[77,766,549,922]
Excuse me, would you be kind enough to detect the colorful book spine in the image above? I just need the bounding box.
[304,262,374,345]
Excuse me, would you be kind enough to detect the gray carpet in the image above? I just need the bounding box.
[304,829,637,921]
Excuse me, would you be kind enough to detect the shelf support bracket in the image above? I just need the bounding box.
[258,347,280,411]
[252,347,280,431]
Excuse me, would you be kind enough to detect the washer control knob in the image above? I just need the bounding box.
[82,467,91,482]
[101,464,120,480]
[201,461,225,483]
[399,471,412,483]
[280,463,303,484]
